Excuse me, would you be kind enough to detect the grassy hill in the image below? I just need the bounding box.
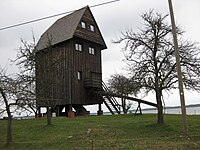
[0,114,200,150]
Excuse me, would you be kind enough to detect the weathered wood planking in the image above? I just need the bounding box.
[35,6,106,107]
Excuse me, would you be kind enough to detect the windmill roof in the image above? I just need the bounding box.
[35,6,87,51]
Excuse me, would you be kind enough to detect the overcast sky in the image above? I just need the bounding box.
[0,0,200,111]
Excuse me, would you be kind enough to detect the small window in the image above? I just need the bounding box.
[90,25,95,32]
[81,21,86,28]
[75,43,82,51]
[89,47,95,55]
[77,71,82,80]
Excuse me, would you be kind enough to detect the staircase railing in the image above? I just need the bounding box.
[102,81,121,114]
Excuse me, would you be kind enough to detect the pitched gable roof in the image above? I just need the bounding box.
[35,6,106,52]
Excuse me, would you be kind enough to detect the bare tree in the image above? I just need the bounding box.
[0,67,34,143]
[14,36,59,125]
[108,74,139,114]
[114,10,200,124]
[0,68,20,144]
[13,37,37,117]
[0,35,37,143]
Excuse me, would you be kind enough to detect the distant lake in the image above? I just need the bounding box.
[142,106,200,115]
[9,105,200,119]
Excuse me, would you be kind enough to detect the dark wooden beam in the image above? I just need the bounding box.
[96,91,158,108]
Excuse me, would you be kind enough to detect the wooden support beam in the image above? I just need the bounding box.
[96,91,157,108]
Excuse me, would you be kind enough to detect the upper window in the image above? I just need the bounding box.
[77,71,82,80]
[89,47,95,55]
[90,25,95,32]
[81,21,86,29]
[75,43,82,51]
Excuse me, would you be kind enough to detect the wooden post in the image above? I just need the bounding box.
[97,103,103,115]
[134,102,142,115]
[37,107,42,117]
[168,0,188,138]
[56,107,59,117]
[67,105,75,118]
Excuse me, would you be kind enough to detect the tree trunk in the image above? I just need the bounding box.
[121,98,127,114]
[156,90,164,124]
[30,106,37,118]
[46,106,52,125]
[7,114,13,144]
[34,111,38,118]
[0,87,13,144]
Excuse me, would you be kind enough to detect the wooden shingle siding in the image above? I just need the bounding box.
[36,44,68,106]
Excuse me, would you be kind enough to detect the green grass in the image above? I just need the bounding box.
[0,114,200,150]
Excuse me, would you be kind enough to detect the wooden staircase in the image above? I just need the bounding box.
[99,81,157,115]
[102,81,121,114]
[84,76,157,115]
